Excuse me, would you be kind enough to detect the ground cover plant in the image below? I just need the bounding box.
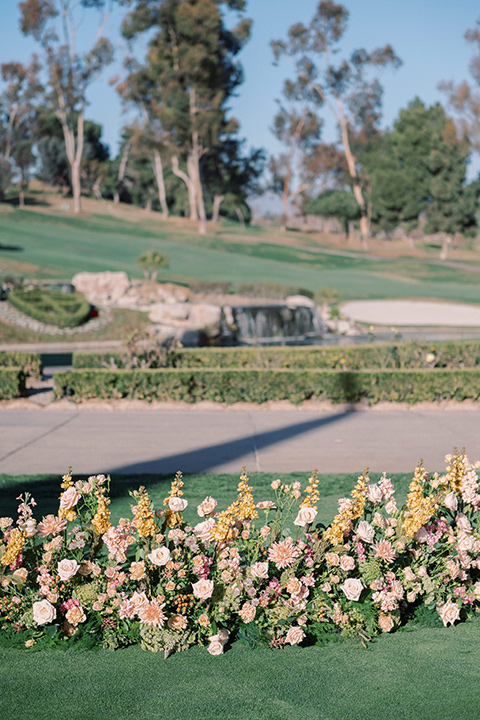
[8,287,91,328]
[2,463,480,720]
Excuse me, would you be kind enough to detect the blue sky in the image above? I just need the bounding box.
[1,0,480,169]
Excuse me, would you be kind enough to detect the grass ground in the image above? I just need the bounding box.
[2,470,479,720]
[2,198,480,307]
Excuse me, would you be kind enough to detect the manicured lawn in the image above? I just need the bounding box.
[1,470,478,720]
[2,206,480,305]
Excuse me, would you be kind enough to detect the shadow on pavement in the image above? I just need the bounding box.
[109,409,354,475]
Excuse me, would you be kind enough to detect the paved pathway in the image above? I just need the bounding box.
[1,406,479,477]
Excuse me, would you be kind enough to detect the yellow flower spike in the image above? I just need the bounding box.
[132,487,156,538]
[445,448,465,494]
[301,469,320,509]
[401,460,435,539]
[0,529,26,566]
[323,469,369,545]
[91,486,111,536]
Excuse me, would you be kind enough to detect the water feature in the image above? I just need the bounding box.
[220,304,326,346]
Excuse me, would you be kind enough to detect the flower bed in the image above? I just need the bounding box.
[1,451,480,656]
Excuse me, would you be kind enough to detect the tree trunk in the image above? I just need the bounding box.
[212,194,225,224]
[187,148,207,235]
[235,207,245,227]
[115,141,130,205]
[71,159,82,214]
[172,154,197,220]
[144,197,152,212]
[336,101,369,249]
[152,149,169,219]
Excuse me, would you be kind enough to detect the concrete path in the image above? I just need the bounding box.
[342,300,480,327]
[1,406,479,477]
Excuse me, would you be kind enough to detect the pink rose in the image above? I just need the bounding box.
[340,555,355,572]
[341,577,364,602]
[147,547,171,566]
[285,626,305,645]
[356,521,375,544]
[456,513,472,533]
[192,578,214,600]
[59,487,81,510]
[367,483,382,504]
[378,614,394,632]
[197,497,217,517]
[168,497,188,512]
[250,562,269,579]
[293,506,318,527]
[33,599,56,625]
[444,492,458,511]
[194,518,216,543]
[57,558,79,581]
[438,601,460,627]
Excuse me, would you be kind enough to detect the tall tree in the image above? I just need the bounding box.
[272,0,401,247]
[121,0,251,234]
[440,18,480,152]
[269,68,323,231]
[19,0,114,214]
[0,56,42,204]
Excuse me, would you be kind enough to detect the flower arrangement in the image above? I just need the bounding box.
[2,451,480,657]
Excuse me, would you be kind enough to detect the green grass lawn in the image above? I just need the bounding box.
[2,207,480,305]
[2,470,479,720]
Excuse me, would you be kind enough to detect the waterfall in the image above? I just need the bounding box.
[221,304,325,346]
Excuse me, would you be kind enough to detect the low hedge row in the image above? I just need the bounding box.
[53,368,480,405]
[8,288,91,328]
[72,339,480,372]
[0,368,26,399]
[0,351,42,378]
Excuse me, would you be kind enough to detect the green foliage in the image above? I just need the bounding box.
[54,367,480,405]
[236,283,314,300]
[8,287,91,328]
[72,339,480,372]
[304,190,360,234]
[0,351,42,377]
[189,280,232,295]
[0,368,26,399]
[136,250,169,281]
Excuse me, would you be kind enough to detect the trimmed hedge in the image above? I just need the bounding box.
[72,339,480,372]
[54,368,480,405]
[0,368,26,399]
[0,352,42,378]
[8,288,91,328]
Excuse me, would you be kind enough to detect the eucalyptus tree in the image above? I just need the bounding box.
[121,0,251,234]
[19,0,115,214]
[272,0,401,247]
[0,56,42,204]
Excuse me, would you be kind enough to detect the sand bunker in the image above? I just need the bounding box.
[341,300,480,327]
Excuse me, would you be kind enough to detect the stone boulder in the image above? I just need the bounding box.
[285,294,316,309]
[72,271,130,305]
[116,281,190,309]
[148,302,222,339]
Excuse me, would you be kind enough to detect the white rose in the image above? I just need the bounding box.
[367,483,382,504]
[197,497,217,517]
[192,578,214,600]
[33,599,56,625]
[293,506,318,527]
[57,558,79,581]
[414,527,429,543]
[250,562,269,579]
[207,640,224,655]
[444,492,458,511]
[147,547,171,566]
[341,577,364,602]
[438,601,460,627]
[217,627,229,644]
[168,497,188,512]
[385,499,397,515]
[356,521,375,544]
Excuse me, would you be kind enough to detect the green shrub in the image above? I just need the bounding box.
[0,352,42,378]
[54,367,480,405]
[0,368,26,399]
[236,283,314,300]
[72,339,480,372]
[189,280,232,295]
[8,287,91,328]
